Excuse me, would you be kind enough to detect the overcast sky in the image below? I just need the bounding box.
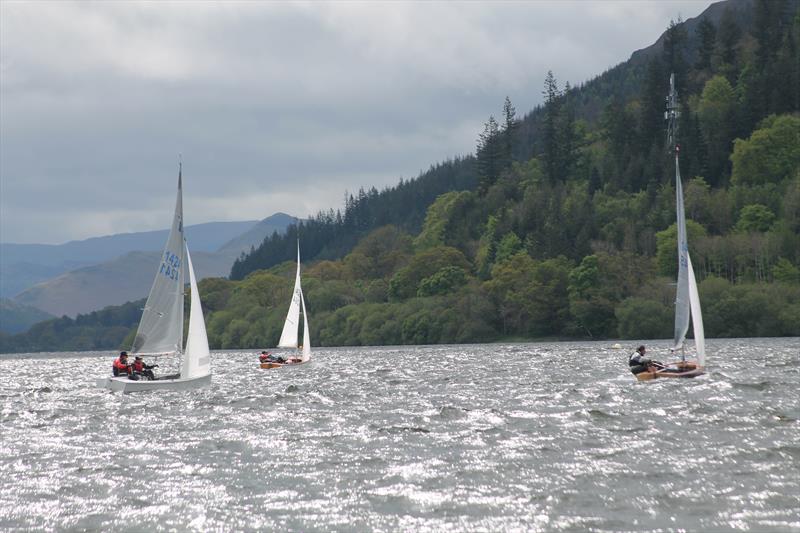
[0,0,710,244]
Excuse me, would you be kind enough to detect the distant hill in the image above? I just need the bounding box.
[0,299,144,354]
[0,220,258,297]
[13,250,235,317]
[9,213,296,317]
[0,298,55,334]
[217,213,299,255]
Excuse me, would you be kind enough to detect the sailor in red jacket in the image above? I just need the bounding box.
[132,355,157,380]
[112,352,131,376]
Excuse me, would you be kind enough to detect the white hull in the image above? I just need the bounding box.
[96,373,211,393]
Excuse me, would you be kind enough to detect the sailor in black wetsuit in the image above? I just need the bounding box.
[629,345,659,375]
[629,345,678,376]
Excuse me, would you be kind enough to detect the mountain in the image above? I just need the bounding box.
[13,250,234,317]
[232,0,799,281]
[9,213,296,317]
[0,298,55,334]
[217,213,299,255]
[0,220,258,298]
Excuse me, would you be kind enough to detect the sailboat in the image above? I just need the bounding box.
[97,165,211,392]
[637,74,705,381]
[260,241,311,369]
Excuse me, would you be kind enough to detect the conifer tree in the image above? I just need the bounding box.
[476,116,502,193]
[696,17,717,71]
[715,7,741,81]
[502,96,518,169]
[542,70,562,183]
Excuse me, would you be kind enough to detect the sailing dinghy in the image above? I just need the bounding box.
[636,74,705,381]
[97,165,211,392]
[261,241,311,369]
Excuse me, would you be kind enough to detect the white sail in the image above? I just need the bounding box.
[300,286,311,361]
[181,244,211,379]
[132,169,185,355]
[688,255,706,367]
[672,154,691,351]
[278,240,311,359]
[278,266,302,348]
[672,152,706,365]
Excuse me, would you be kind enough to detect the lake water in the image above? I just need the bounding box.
[1,338,798,532]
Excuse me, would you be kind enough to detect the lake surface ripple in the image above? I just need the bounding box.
[1,338,798,532]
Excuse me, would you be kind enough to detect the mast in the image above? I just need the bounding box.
[668,73,689,362]
[666,73,679,156]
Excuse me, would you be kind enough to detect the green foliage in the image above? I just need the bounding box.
[773,257,800,283]
[0,300,144,353]
[731,115,800,186]
[494,232,522,264]
[389,246,471,300]
[615,297,672,339]
[417,266,468,297]
[655,220,708,276]
[476,215,499,279]
[567,252,656,338]
[735,204,776,232]
[414,192,473,251]
[698,75,737,182]
[700,278,800,337]
[345,225,413,280]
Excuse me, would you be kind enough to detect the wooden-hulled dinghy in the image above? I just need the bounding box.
[260,240,311,369]
[634,74,707,382]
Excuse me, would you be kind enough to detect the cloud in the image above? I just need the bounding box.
[1,0,709,244]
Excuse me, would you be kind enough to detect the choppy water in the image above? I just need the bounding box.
[1,338,798,532]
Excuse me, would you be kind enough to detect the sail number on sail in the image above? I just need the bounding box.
[159,250,182,281]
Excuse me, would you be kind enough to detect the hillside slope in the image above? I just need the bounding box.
[0,220,258,297]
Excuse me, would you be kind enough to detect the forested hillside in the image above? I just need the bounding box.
[2,0,798,354]
[216,0,799,346]
[0,300,143,353]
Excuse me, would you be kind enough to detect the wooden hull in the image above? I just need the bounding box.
[635,362,704,381]
[259,360,309,370]
[96,373,211,393]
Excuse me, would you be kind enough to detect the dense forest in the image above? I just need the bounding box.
[2,0,798,354]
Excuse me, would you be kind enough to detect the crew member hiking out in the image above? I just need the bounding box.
[132,356,158,380]
[112,351,137,379]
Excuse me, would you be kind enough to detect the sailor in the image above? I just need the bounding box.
[132,356,157,380]
[112,352,132,377]
[628,345,657,375]
[259,350,286,364]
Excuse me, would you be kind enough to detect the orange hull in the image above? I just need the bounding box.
[635,361,704,381]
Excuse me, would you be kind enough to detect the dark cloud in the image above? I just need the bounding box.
[0,1,707,243]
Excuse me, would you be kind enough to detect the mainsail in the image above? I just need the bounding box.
[278,240,311,359]
[668,73,705,366]
[132,168,185,354]
[672,158,691,350]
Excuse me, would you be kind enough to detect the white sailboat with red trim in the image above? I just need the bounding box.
[97,165,211,392]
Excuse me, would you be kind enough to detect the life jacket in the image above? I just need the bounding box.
[112,358,130,375]
[133,360,144,372]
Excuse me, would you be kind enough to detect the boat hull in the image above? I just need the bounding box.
[96,373,211,393]
[259,360,309,370]
[635,363,705,381]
